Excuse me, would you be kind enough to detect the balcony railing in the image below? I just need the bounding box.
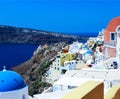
[104,42,116,47]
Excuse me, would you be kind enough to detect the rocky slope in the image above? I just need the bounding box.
[12,42,66,95]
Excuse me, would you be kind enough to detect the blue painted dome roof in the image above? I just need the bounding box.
[0,70,26,92]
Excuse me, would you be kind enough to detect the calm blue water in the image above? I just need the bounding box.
[0,44,38,70]
[0,33,96,71]
[68,32,98,37]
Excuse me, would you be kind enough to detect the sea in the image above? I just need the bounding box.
[0,44,38,70]
[0,32,98,71]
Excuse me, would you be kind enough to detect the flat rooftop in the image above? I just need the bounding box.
[63,69,120,80]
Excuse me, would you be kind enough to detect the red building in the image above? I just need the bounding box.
[103,16,120,59]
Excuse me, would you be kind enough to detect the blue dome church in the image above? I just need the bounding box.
[0,67,28,99]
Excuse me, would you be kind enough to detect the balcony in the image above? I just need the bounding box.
[104,42,116,48]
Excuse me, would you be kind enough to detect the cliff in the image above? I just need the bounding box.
[12,42,66,95]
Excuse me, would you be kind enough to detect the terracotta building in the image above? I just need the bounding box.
[103,16,120,66]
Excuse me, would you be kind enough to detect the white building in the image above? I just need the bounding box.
[33,68,120,99]
[62,60,78,70]
[68,41,82,53]
[0,68,28,99]
[116,26,120,67]
[59,69,120,92]
[48,54,61,82]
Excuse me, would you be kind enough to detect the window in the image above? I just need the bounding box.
[117,27,120,31]
[62,69,67,74]
[111,33,115,41]
[116,27,120,37]
[57,56,60,58]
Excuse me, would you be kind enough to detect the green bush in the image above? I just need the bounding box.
[30,78,51,95]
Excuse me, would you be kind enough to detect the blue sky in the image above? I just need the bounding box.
[0,0,120,33]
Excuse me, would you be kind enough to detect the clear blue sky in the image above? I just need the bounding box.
[0,0,120,33]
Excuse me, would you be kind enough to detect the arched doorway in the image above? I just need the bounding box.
[22,94,26,99]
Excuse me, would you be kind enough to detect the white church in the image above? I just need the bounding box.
[0,67,28,99]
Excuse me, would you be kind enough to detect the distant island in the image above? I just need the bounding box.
[0,25,88,44]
